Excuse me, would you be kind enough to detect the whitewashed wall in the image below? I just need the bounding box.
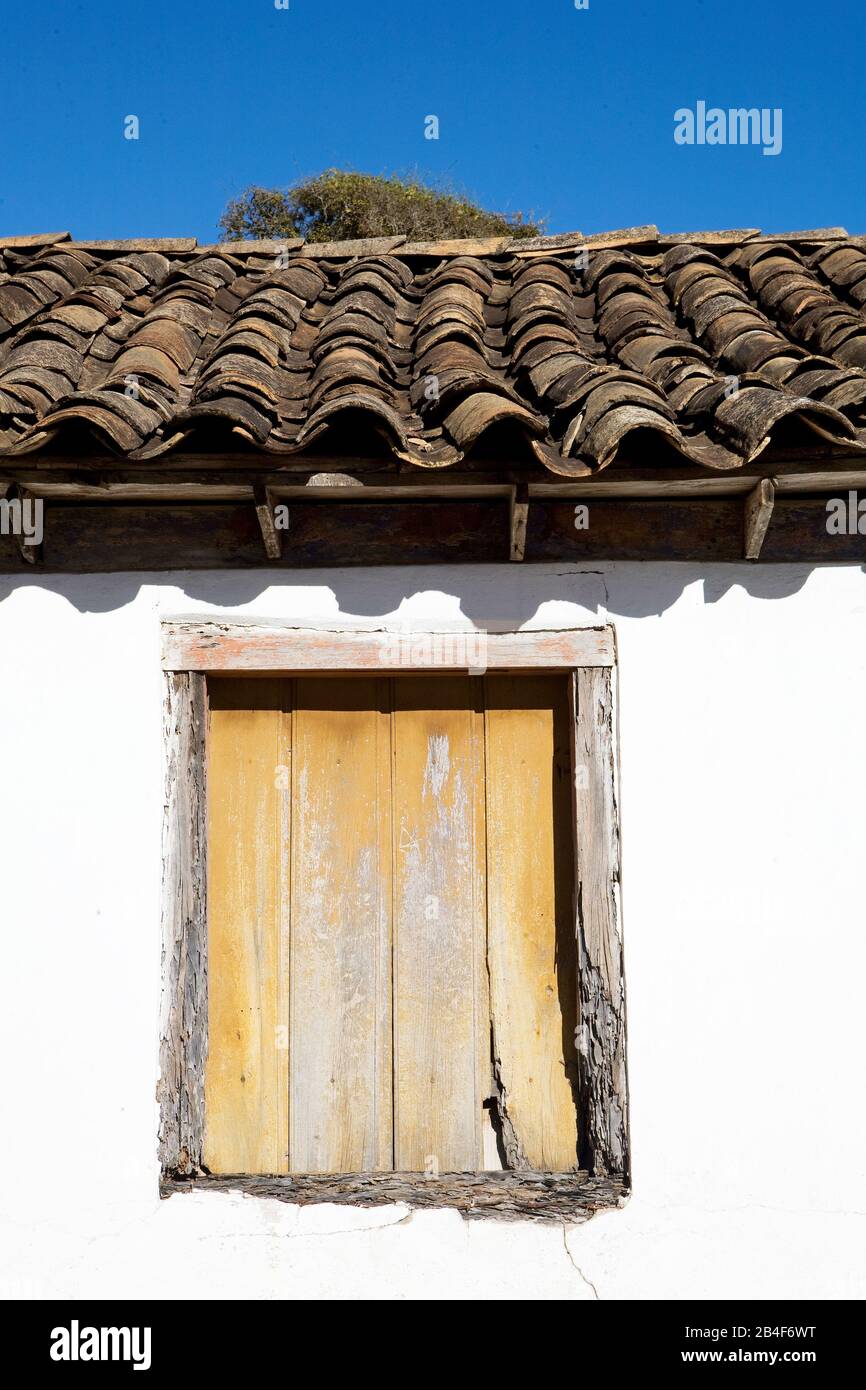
[1,561,865,1301]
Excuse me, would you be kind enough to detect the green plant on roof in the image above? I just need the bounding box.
[218,170,542,243]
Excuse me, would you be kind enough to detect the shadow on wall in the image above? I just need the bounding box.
[0,562,862,624]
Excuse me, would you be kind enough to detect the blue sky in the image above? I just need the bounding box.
[2,0,863,241]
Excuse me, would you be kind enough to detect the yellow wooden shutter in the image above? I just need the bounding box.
[204,674,578,1175]
[204,678,290,1174]
[289,678,392,1173]
[391,677,489,1172]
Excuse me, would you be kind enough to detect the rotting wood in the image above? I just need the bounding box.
[509,483,529,561]
[744,477,776,559]
[160,1171,627,1223]
[484,675,579,1170]
[157,672,208,1176]
[253,481,282,559]
[571,666,629,1181]
[161,623,616,673]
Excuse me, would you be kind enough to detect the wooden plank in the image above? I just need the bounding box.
[15,448,866,480]
[395,237,511,257]
[531,468,866,498]
[744,477,775,558]
[571,667,629,1179]
[528,497,746,561]
[484,674,579,1170]
[7,491,865,574]
[658,228,760,246]
[16,499,508,570]
[14,481,254,502]
[157,672,208,1175]
[161,622,616,674]
[289,678,392,1172]
[15,465,866,502]
[67,237,197,252]
[583,224,658,249]
[509,231,585,253]
[528,496,866,563]
[214,238,305,257]
[204,678,290,1174]
[770,470,866,494]
[392,677,488,1171]
[300,236,407,258]
[0,232,70,249]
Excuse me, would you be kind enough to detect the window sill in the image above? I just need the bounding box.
[160,1170,629,1223]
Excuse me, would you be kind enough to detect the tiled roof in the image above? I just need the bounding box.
[2,225,866,474]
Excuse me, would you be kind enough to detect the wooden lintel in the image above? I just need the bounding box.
[253,481,282,560]
[161,623,616,674]
[509,483,529,561]
[744,478,776,559]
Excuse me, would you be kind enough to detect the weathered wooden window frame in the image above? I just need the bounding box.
[158,620,629,1222]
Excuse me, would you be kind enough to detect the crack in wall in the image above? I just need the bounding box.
[562,1224,600,1299]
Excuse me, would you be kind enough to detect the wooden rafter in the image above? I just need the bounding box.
[744,477,776,559]
[253,481,282,560]
[509,483,529,561]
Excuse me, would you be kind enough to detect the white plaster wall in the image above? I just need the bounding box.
[1,561,865,1300]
